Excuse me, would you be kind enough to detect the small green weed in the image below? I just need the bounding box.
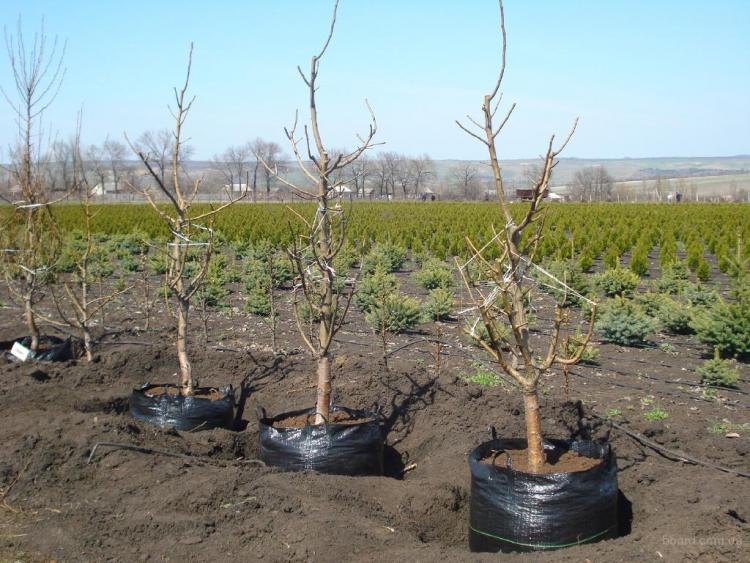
[709,421,750,435]
[643,407,669,421]
[658,342,677,355]
[462,362,506,388]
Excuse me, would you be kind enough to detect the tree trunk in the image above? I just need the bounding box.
[269,282,277,355]
[314,353,331,423]
[523,389,545,472]
[314,205,334,423]
[177,297,193,395]
[83,327,93,362]
[25,289,39,351]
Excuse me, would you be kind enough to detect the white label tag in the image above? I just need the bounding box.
[10,341,31,362]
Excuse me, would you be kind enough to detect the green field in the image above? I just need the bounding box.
[44,202,750,269]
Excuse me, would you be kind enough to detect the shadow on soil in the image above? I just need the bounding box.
[234,353,287,430]
[618,489,633,537]
[381,372,440,479]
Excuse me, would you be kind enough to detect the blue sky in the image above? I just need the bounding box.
[1,0,748,161]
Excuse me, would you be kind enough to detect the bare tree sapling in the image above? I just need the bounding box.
[43,121,132,360]
[126,45,246,395]
[257,0,378,424]
[456,0,596,473]
[0,19,66,353]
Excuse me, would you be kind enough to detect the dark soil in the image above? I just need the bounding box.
[481,448,602,474]
[0,257,748,561]
[145,385,227,401]
[272,411,374,429]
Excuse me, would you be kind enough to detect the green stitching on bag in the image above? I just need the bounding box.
[469,525,612,549]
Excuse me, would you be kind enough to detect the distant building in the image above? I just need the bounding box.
[332,184,354,199]
[515,187,549,201]
[223,183,249,193]
[420,187,437,201]
[92,181,118,196]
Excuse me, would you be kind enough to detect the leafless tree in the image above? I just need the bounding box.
[377,151,401,198]
[652,175,669,201]
[449,162,480,200]
[46,139,74,192]
[325,147,351,189]
[103,138,127,194]
[350,153,371,198]
[0,18,66,352]
[687,181,698,202]
[247,138,266,200]
[256,0,378,423]
[373,153,389,197]
[133,129,194,196]
[42,121,132,360]
[84,143,109,192]
[125,44,246,395]
[612,180,632,202]
[410,154,434,196]
[264,143,283,193]
[212,143,252,198]
[522,163,544,188]
[252,139,284,198]
[395,155,412,198]
[570,165,613,201]
[135,130,171,187]
[51,138,82,190]
[455,0,596,473]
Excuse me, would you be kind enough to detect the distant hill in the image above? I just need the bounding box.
[183,154,750,186]
[431,155,750,186]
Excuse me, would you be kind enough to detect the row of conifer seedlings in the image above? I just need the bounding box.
[0,0,619,553]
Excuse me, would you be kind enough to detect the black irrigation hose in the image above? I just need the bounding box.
[386,337,447,358]
[343,331,750,409]
[86,442,266,467]
[102,340,157,347]
[596,365,749,396]
[383,336,749,405]
[569,369,750,410]
[642,375,748,396]
[631,356,750,383]
[593,417,750,479]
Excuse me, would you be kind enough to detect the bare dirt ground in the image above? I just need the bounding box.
[0,256,748,562]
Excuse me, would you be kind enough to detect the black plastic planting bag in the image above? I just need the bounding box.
[469,438,618,553]
[4,335,73,362]
[130,383,235,431]
[258,405,384,476]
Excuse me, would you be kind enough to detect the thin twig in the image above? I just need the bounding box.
[598,418,750,479]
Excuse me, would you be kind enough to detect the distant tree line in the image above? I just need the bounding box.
[6,140,742,203]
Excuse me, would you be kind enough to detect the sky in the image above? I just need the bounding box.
[0,0,748,162]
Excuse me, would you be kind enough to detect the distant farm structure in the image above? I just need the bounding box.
[1,155,749,204]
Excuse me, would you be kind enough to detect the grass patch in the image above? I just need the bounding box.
[643,407,669,421]
[461,362,508,388]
